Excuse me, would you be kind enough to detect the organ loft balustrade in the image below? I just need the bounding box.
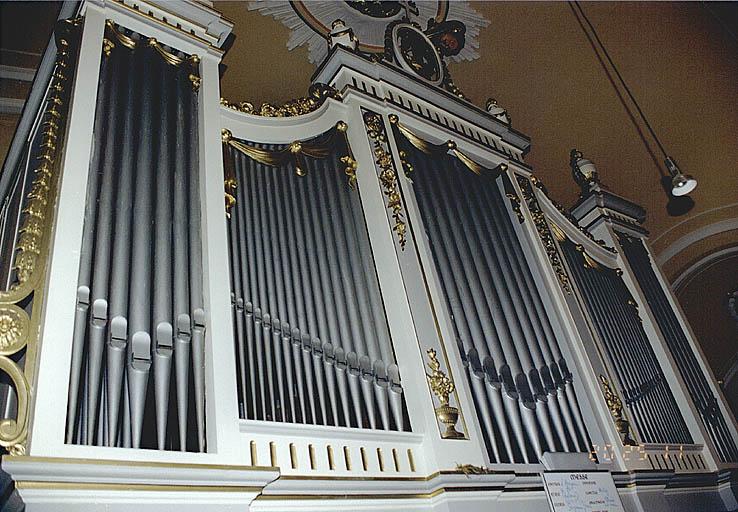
[0,1,735,511]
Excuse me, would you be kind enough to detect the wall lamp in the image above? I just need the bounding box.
[570,2,697,208]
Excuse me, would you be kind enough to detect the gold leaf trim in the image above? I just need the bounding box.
[0,305,30,355]
[221,129,237,217]
[455,463,493,476]
[0,356,29,454]
[364,112,407,249]
[516,175,572,294]
[221,122,356,216]
[426,348,463,439]
[0,17,81,455]
[221,83,341,118]
[600,374,637,446]
[576,244,600,270]
[549,222,567,242]
[529,175,616,253]
[389,114,488,177]
[103,20,201,90]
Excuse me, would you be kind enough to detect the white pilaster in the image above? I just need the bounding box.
[30,2,106,456]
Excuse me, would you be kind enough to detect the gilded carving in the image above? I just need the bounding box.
[530,175,616,254]
[102,37,114,57]
[223,122,356,192]
[221,83,341,118]
[426,348,464,439]
[576,244,600,270]
[600,374,637,446]
[103,20,201,90]
[456,463,493,476]
[516,175,573,295]
[0,306,29,355]
[0,17,81,456]
[363,111,407,249]
[341,155,358,190]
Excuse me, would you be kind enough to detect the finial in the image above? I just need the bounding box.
[485,98,510,125]
[328,19,358,52]
[570,148,600,193]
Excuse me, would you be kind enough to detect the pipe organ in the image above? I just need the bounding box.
[66,21,206,453]
[0,2,735,511]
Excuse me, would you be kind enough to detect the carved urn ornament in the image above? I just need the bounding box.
[485,98,510,125]
[328,19,359,51]
[571,148,601,193]
[426,348,464,439]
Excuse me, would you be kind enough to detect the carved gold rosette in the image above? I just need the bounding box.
[516,175,573,294]
[362,110,407,249]
[0,18,81,455]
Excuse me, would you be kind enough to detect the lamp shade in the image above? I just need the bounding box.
[665,156,697,196]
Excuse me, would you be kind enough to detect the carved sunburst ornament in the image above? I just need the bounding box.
[0,305,29,355]
[248,1,489,65]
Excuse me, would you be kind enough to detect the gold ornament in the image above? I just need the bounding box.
[426,348,464,439]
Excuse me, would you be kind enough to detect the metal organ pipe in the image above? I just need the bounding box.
[619,235,738,461]
[152,61,174,450]
[485,181,588,452]
[400,142,595,463]
[483,184,572,451]
[225,136,407,433]
[173,78,192,449]
[562,241,692,445]
[420,170,518,461]
[276,167,308,423]
[284,168,319,424]
[65,47,112,444]
[461,175,561,454]
[65,39,206,452]
[430,160,542,458]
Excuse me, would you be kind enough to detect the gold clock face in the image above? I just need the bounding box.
[393,24,443,84]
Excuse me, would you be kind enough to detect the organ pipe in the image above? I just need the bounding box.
[619,234,738,461]
[65,26,206,452]
[560,239,693,445]
[395,133,590,463]
[224,131,409,432]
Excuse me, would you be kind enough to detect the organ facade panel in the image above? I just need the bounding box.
[0,1,735,511]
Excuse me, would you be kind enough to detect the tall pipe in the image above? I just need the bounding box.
[187,73,205,452]
[152,60,174,449]
[172,73,192,450]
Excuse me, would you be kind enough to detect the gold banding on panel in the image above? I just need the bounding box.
[15,481,263,493]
